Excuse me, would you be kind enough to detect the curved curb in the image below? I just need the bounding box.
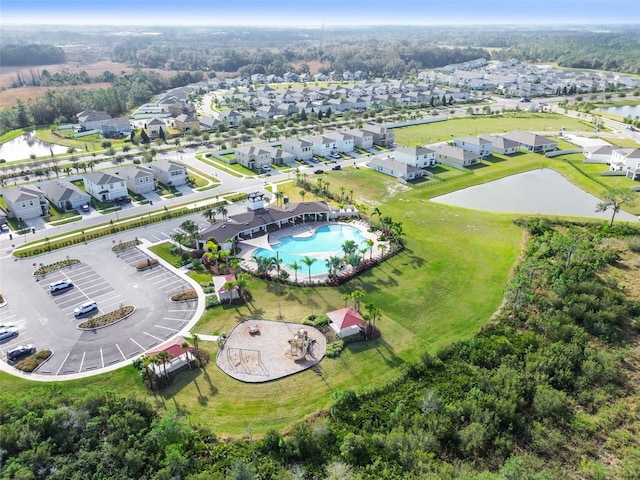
[77,306,136,331]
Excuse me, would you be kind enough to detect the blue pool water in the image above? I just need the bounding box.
[254,224,367,276]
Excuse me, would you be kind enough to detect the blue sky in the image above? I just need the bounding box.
[1,0,638,26]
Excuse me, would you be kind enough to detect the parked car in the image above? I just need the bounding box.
[74,301,98,318]
[81,204,90,212]
[7,344,36,362]
[314,169,324,174]
[261,164,271,172]
[331,165,342,170]
[50,280,73,294]
[0,326,18,341]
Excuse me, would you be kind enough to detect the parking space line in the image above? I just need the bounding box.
[167,308,195,312]
[115,344,127,361]
[155,324,180,332]
[164,317,189,322]
[55,352,71,375]
[130,338,145,351]
[143,331,164,342]
[100,349,104,368]
[78,351,86,372]
[163,283,188,293]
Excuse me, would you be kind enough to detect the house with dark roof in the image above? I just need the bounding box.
[83,172,127,202]
[173,114,199,133]
[503,131,557,153]
[118,165,156,194]
[144,118,166,139]
[198,192,331,248]
[149,159,188,187]
[39,180,91,211]
[2,185,48,220]
[76,110,111,131]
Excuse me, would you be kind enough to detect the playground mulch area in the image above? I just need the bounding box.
[216,319,327,383]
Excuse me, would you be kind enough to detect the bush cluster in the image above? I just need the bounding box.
[135,258,159,270]
[14,350,52,372]
[170,289,198,302]
[78,306,134,329]
[33,258,80,275]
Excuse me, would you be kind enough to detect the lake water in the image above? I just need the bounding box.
[596,105,640,118]
[0,132,71,162]
[431,168,639,222]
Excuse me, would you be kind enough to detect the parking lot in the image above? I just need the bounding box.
[0,232,201,378]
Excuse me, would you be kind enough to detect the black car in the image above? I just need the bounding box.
[7,344,36,362]
[331,165,342,170]
[314,169,324,174]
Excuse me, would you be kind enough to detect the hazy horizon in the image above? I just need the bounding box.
[2,0,639,27]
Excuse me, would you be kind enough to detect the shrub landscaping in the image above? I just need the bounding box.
[170,289,198,302]
[33,258,80,275]
[77,305,135,329]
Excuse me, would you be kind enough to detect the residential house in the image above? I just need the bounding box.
[261,145,296,166]
[327,307,365,338]
[361,123,395,147]
[76,110,111,131]
[434,145,480,168]
[101,117,132,139]
[368,156,425,181]
[173,114,200,133]
[39,180,91,212]
[217,110,243,128]
[281,138,314,161]
[212,274,240,302]
[343,129,374,150]
[393,146,436,168]
[118,165,156,194]
[144,118,166,139]
[484,135,520,155]
[234,145,272,171]
[2,185,48,220]
[583,145,616,164]
[305,135,337,157]
[503,131,558,153]
[83,172,127,202]
[150,159,188,187]
[610,148,640,172]
[454,136,492,158]
[324,132,355,153]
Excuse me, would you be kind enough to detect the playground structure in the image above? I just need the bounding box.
[215,319,327,383]
[288,328,316,360]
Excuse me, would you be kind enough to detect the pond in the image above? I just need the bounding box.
[0,132,71,162]
[596,105,640,118]
[431,168,639,222]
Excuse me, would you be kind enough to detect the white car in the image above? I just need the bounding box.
[0,326,18,341]
[74,301,98,318]
[261,164,271,172]
[50,280,74,293]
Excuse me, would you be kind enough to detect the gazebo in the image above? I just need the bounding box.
[327,307,365,338]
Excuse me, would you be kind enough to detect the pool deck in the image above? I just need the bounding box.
[238,220,388,283]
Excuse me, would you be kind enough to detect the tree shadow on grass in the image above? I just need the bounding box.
[346,337,404,368]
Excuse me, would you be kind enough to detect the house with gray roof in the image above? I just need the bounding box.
[2,185,49,220]
[503,131,557,153]
[102,117,131,139]
[434,145,480,168]
[39,180,91,212]
[393,146,436,168]
[281,138,314,161]
[173,114,199,133]
[583,145,616,164]
[234,145,272,171]
[149,159,188,187]
[76,110,111,131]
[343,129,374,150]
[118,165,156,194]
[361,123,395,147]
[368,156,425,181]
[483,135,520,155]
[83,172,127,202]
[454,136,492,158]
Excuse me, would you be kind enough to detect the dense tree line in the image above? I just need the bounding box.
[2,220,639,479]
[0,70,204,134]
[0,44,66,66]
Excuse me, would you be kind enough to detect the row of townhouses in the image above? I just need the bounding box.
[2,159,187,221]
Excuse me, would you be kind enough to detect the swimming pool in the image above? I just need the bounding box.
[254,224,367,276]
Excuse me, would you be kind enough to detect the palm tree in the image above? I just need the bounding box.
[301,256,316,281]
[351,289,364,312]
[154,351,173,380]
[170,232,186,252]
[235,274,249,300]
[290,260,301,282]
[362,238,375,260]
[274,191,285,207]
[192,334,200,360]
[379,243,387,259]
[180,341,193,370]
[595,187,636,227]
[203,208,216,224]
[299,189,307,202]
[341,240,358,256]
[216,204,228,220]
[180,219,199,247]
[371,207,382,222]
[342,294,351,307]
